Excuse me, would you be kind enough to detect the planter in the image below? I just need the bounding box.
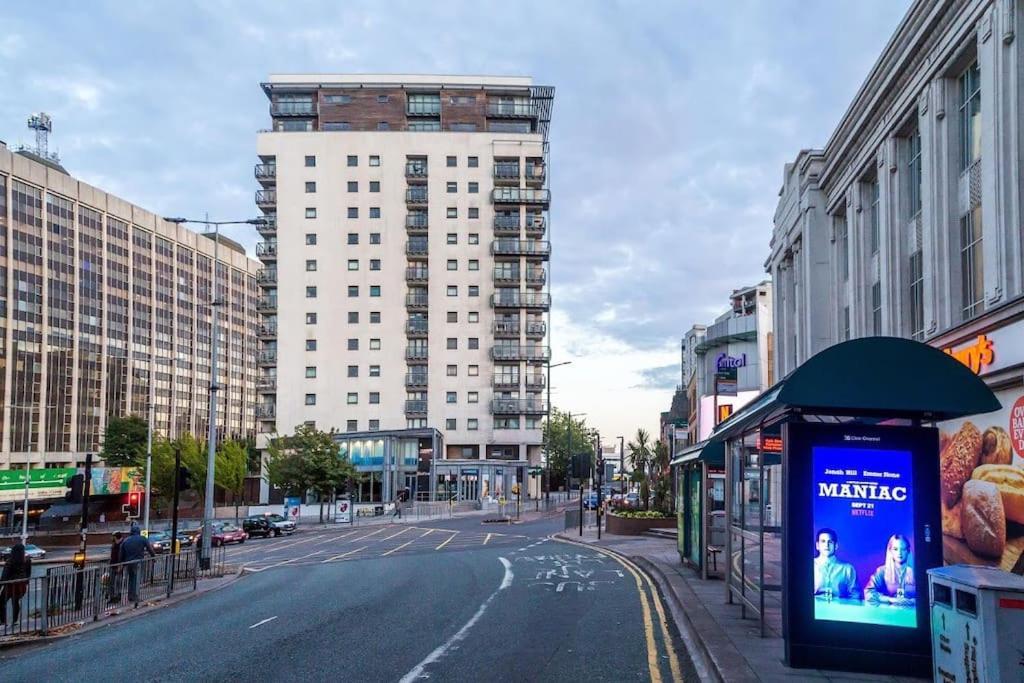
[605,513,675,536]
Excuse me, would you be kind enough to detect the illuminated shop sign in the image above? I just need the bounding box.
[943,334,994,375]
[715,352,747,370]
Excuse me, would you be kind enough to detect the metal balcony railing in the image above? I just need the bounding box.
[255,189,276,207]
[256,216,277,236]
[270,101,316,116]
[407,101,441,116]
[406,319,428,335]
[405,267,429,282]
[406,294,429,308]
[490,345,550,362]
[493,269,520,283]
[492,187,550,205]
[257,322,277,337]
[525,163,546,183]
[405,347,428,360]
[493,319,521,335]
[524,215,546,234]
[404,399,428,414]
[406,188,429,205]
[257,349,277,365]
[493,163,520,180]
[525,268,546,285]
[405,162,428,178]
[406,213,429,231]
[491,292,551,309]
[405,373,428,387]
[493,375,520,389]
[255,403,277,419]
[254,163,276,181]
[256,295,277,312]
[494,215,521,232]
[256,376,276,391]
[256,242,278,258]
[491,239,551,257]
[525,321,547,337]
[525,374,546,389]
[487,101,536,117]
[256,268,277,285]
[491,398,547,415]
[406,240,429,256]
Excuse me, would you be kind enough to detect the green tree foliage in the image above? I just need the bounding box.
[266,424,358,522]
[100,415,149,467]
[216,440,249,523]
[150,433,207,511]
[542,408,595,489]
[627,428,653,510]
[650,440,673,512]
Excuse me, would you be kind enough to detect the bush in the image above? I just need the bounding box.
[610,510,673,520]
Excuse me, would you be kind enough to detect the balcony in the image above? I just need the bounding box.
[405,161,428,180]
[524,215,546,235]
[255,189,276,209]
[405,188,429,206]
[525,267,546,286]
[493,163,520,183]
[257,349,277,366]
[525,321,547,338]
[405,267,429,282]
[405,346,428,361]
[270,101,316,116]
[525,162,546,185]
[257,321,277,338]
[256,241,278,260]
[487,101,536,118]
[405,373,428,388]
[493,319,521,337]
[492,187,550,206]
[404,399,428,415]
[525,374,546,389]
[490,345,550,362]
[491,398,547,415]
[254,163,276,186]
[255,403,277,419]
[493,214,520,235]
[256,376,277,392]
[493,375,520,389]
[493,268,520,284]
[406,239,429,258]
[256,295,277,313]
[491,239,551,257]
[256,268,277,285]
[406,319,428,336]
[491,292,551,309]
[406,213,429,233]
[406,293,429,310]
[407,100,441,116]
[256,216,276,237]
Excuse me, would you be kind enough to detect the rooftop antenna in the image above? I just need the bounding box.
[22,112,59,163]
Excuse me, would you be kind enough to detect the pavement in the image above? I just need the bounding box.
[558,526,928,683]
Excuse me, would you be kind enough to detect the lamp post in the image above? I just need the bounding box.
[544,360,572,504]
[617,435,626,496]
[165,216,265,569]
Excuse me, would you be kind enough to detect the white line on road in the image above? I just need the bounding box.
[399,557,513,683]
[322,545,369,563]
[435,532,458,550]
[248,616,278,629]
[381,540,415,557]
[381,527,412,541]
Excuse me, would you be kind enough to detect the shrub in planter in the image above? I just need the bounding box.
[611,510,672,519]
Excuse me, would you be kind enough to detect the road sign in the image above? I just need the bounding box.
[528,467,542,476]
[334,498,352,524]
[0,468,76,503]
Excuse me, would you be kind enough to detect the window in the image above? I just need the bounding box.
[369,365,380,377]
[526,417,541,430]
[447,233,457,245]
[906,130,922,219]
[495,417,520,429]
[305,394,316,405]
[959,61,981,171]
[446,156,457,167]
[468,156,478,168]
[369,207,380,218]
[305,233,317,245]
[446,392,457,404]
[447,365,457,376]
[446,419,457,430]
[468,207,479,219]
[347,420,358,432]
[348,207,359,219]
[348,339,358,350]
[468,233,479,245]
[489,121,530,134]
[468,312,479,323]
[468,338,479,350]
[468,286,479,297]
[447,182,457,193]
[348,365,358,378]
[279,119,312,132]
[450,123,477,132]
[324,94,351,104]
[836,218,849,282]
[347,393,358,404]
[305,367,317,378]
[447,311,458,323]
[322,122,351,131]
[842,306,851,341]
[447,207,457,218]
[306,339,317,351]
[370,181,380,193]
[468,392,478,403]
[468,365,479,376]
[960,206,984,319]
[408,121,440,132]
[868,177,880,255]
[306,259,317,271]
[377,122,389,131]
[447,338,457,350]
[450,96,475,105]
[347,155,358,167]
[306,182,317,193]
[305,155,316,167]
[369,155,380,166]
[306,286,317,298]
[447,259,458,271]
[369,338,381,350]
[370,233,381,244]
[369,419,380,431]
[909,250,924,340]
[871,282,882,335]
[370,259,381,271]
[348,312,359,324]
[348,181,358,192]
[305,208,317,219]
[306,312,318,324]
[348,233,359,245]
[370,311,381,323]
[348,286,359,297]
[369,392,380,404]
[348,259,359,271]
[468,259,479,271]
[369,285,381,297]
[447,286,458,297]
[468,419,478,431]
[468,182,478,194]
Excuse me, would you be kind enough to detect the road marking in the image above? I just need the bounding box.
[399,557,513,683]
[419,529,434,538]
[310,530,360,546]
[381,540,415,557]
[248,616,278,629]
[345,527,387,544]
[322,545,369,563]
[381,527,412,541]
[435,532,458,551]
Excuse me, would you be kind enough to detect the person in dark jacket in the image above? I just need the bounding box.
[1,543,32,627]
[118,524,154,604]
[107,532,124,603]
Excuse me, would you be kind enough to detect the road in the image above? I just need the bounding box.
[1,514,695,682]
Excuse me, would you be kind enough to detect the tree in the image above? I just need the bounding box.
[266,424,358,523]
[216,440,249,524]
[542,408,595,490]
[100,415,149,467]
[150,432,207,513]
[627,428,653,509]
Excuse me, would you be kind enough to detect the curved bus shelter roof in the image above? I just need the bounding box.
[709,336,1002,442]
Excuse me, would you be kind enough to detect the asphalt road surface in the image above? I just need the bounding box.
[1,515,695,682]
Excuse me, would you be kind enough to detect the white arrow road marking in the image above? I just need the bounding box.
[248,616,277,629]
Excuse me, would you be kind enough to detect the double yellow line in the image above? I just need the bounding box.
[554,537,684,683]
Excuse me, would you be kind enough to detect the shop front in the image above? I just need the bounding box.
[335,428,442,503]
[432,460,526,503]
[672,440,726,579]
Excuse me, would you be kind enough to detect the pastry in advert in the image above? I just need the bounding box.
[940,421,982,507]
[962,480,1007,558]
[941,501,964,539]
[971,464,1024,524]
[981,426,1012,466]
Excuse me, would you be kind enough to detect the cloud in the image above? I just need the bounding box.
[634,364,680,391]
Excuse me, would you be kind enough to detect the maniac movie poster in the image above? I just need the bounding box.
[812,444,917,628]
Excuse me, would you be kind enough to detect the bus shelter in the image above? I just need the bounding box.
[672,439,726,579]
[708,337,999,677]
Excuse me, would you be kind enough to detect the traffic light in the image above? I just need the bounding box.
[123,492,141,519]
[65,474,84,504]
[177,465,191,491]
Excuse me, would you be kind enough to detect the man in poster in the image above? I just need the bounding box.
[813,528,858,600]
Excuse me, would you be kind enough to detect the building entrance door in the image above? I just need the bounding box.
[459,470,479,501]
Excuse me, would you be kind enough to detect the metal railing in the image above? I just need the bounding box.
[255,242,278,258]
[406,213,429,231]
[271,101,316,116]
[255,189,276,206]
[405,162,428,178]
[492,187,550,205]
[254,164,276,181]
[491,239,551,256]
[405,319,428,335]
[407,101,441,116]
[487,101,535,117]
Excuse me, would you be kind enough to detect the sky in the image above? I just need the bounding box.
[0,0,912,444]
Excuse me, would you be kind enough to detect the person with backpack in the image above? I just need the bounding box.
[0,543,32,628]
[107,531,124,603]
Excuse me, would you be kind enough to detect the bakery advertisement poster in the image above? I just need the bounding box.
[939,389,1024,572]
[812,444,918,628]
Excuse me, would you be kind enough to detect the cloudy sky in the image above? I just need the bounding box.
[0,0,911,443]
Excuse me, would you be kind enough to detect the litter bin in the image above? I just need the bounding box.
[928,564,1024,682]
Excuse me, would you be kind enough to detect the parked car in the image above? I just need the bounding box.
[583,491,600,510]
[176,532,195,548]
[0,544,46,560]
[243,513,296,538]
[190,523,248,547]
[147,531,173,554]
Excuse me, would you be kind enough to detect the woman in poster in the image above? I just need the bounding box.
[864,534,915,605]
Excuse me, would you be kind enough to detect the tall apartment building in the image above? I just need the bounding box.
[0,143,259,471]
[255,74,554,501]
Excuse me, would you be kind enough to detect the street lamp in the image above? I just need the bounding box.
[617,435,626,496]
[544,360,572,503]
[164,216,266,569]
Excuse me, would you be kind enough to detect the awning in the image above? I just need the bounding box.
[710,336,1002,443]
[671,439,725,468]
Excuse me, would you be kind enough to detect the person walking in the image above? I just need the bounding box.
[392,494,403,520]
[0,543,32,629]
[118,523,155,605]
[107,531,124,603]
